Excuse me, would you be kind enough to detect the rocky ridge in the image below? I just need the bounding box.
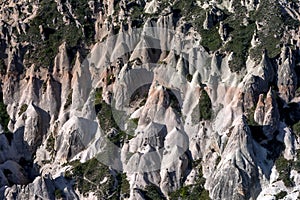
[0,0,299,200]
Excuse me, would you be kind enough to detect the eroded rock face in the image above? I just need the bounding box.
[277,46,297,102]
[0,0,299,199]
[208,117,261,200]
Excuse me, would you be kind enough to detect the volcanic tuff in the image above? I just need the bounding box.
[0,0,299,199]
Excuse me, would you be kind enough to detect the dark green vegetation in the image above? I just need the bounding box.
[129,84,149,108]
[66,0,95,42]
[275,191,287,200]
[94,88,134,147]
[246,107,259,126]
[191,89,212,124]
[20,0,95,70]
[200,28,223,52]
[54,189,63,199]
[64,90,73,110]
[223,18,255,71]
[207,1,253,72]
[117,173,130,198]
[186,74,193,82]
[0,93,10,132]
[65,158,114,197]
[225,0,298,69]
[18,104,28,116]
[169,0,298,71]
[172,0,222,52]
[275,151,300,188]
[275,155,294,187]
[166,88,182,116]
[292,121,300,136]
[122,1,145,28]
[46,134,55,158]
[169,164,210,200]
[141,184,166,200]
[249,0,299,61]
[65,158,130,198]
[0,58,6,74]
[171,0,251,70]
[127,118,139,136]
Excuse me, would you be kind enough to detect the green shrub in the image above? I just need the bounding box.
[169,163,209,199]
[292,121,300,136]
[96,99,133,146]
[275,191,287,200]
[120,173,130,197]
[200,28,223,52]
[42,81,47,93]
[169,165,210,200]
[293,149,300,172]
[186,74,193,82]
[65,158,114,197]
[143,184,165,200]
[0,58,6,74]
[54,189,63,199]
[191,89,212,124]
[248,0,298,61]
[246,107,258,126]
[126,118,139,137]
[18,104,28,116]
[166,88,181,116]
[94,88,103,105]
[224,20,255,72]
[19,0,95,69]
[172,0,222,52]
[275,155,294,187]
[64,90,73,110]
[215,156,221,167]
[46,134,55,156]
[0,98,10,133]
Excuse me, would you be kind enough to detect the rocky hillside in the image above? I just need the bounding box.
[0,0,299,199]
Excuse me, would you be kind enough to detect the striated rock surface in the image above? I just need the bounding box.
[0,0,299,200]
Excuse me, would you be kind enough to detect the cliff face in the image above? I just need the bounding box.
[0,0,300,199]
